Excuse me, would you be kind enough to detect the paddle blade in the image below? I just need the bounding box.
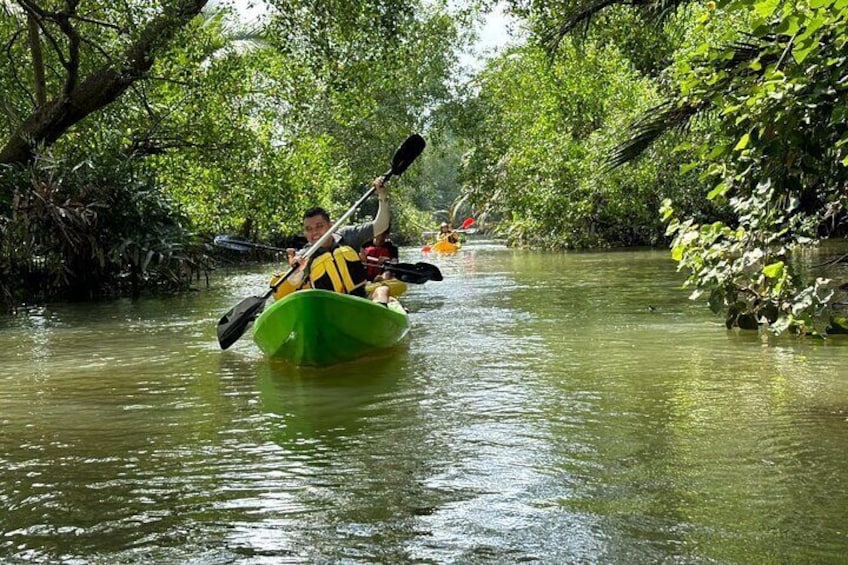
[387,269,430,284]
[388,134,426,176]
[421,245,431,253]
[216,295,268,349]
[460,217,475,230]
[388,261,442,283]
[214,235,287,253]
[413,261,443,281]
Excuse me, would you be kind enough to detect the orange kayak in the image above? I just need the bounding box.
[430,239,461,254]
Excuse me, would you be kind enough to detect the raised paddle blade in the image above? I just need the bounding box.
[217,295,268,349]
[460,217,475,230]
[386,134,426,178]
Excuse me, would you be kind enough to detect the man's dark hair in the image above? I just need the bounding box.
[303,207,331,222]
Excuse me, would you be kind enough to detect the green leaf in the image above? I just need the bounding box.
[707,182,729,200]
[809,0,835,10]
[762,261,785,279]
[734,133,750,151]
[722,103,743,115]
[707,145,727,159]
[777,15,801,35]
[679,161,700,174]
[792,42,817,64]
[660,197,673,212]
[754,0,780,18]
[798,14,826,41]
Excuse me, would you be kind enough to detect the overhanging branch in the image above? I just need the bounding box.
[0,0,209,167]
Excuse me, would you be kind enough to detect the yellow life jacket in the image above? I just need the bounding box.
[308,245,368,297]
[270,270,306,301]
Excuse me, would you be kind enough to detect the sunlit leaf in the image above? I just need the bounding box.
[762,261,784,279]
[753,0,780,18]
[707,182,729,200]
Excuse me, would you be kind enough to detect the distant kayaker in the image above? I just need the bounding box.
[438,222,460,244]
[270,177,392,305]
[361,228,399,281]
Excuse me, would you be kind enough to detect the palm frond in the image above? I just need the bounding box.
[607,101,700,169]
[542,0,619,52]
[543,0,692,53]
[721,35,780,70]
[607,34,778,168]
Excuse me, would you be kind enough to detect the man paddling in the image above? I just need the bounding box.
[269,177,392,305]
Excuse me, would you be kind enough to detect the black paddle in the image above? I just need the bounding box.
[216,134,426,350]
[214,236,443,285]
[385,262,443,284]
[213,236,286,253]
[361,255,443,284]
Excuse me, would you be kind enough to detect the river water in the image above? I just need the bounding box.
[2,242,847,563]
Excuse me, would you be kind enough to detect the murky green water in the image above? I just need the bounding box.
[2,243,847,563]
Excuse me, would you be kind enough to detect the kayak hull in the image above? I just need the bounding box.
[252,289,409,366]
[430,240,461,253]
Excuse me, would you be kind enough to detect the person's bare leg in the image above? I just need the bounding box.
[371,285,390,305]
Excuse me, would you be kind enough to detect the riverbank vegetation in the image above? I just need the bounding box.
[1,0,845,334]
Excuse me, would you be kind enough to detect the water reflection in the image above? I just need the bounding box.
[257,354,408,453]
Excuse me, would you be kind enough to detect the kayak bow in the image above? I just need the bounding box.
[252,289,409,366]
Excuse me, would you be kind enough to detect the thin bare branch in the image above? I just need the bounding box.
[68,12,123,33]
[3,28,35,108]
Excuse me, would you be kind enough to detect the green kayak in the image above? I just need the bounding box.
[252,289,409,366]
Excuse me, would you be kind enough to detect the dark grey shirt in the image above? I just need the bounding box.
[334,222,375,251]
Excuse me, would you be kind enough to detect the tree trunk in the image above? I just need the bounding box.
[0,0,209,167]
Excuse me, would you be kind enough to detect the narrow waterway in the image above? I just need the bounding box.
[2,242,847,563]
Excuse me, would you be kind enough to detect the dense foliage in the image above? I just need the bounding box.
[469,0,847,334]
[453,38,701,248]
[660,0,848,334]
[1,0,212,305]
[0,0,465,307]
[2,0,845,337]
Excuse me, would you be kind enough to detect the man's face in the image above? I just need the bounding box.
[304,215,332,246]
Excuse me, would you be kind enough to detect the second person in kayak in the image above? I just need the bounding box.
[270,177,392,305]
[361,226,399,282]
